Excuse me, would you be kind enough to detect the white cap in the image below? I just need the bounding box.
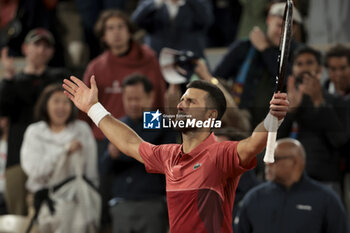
[268,2,303,24]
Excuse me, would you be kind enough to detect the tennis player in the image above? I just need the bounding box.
[63,75,288,233]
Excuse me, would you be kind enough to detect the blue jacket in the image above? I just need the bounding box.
[131,0,213,58]
[235,174,348,233]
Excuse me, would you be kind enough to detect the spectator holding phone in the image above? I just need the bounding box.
[278,46,348,196]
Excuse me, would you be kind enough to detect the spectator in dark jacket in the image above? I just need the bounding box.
[131,0,214,58]
[100,74,177,233]
[324,44,350,99]
[213,2,302,128]
[324,44,350,216]
[235,138,348,233]
[278,46,348,195]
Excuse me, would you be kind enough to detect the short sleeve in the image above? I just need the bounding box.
[215,141,257,178]
[139,142,167,174]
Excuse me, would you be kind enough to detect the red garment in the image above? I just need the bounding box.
[83,42,166,140]
[0,0,18,28]
[139,133,257,233]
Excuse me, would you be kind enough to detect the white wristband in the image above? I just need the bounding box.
[263,113,283,131]
[87,102,111,127]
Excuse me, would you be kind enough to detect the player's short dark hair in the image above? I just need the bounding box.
[94,9,135,50]
[325,44,350,67]
[34,84,77,125]
[293,46,322,65]
[186,80,226,120]
[122,74,153,94]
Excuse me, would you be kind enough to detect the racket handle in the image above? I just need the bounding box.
[263,115,278,163]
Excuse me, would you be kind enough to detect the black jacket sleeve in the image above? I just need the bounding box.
[0,78,18,117]
[213,41,250,80]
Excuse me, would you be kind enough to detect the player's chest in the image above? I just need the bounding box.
[165,154,224,191]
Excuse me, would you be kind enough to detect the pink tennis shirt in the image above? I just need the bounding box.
[139,133,257,233]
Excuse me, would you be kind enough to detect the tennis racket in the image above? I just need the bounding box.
[263,0,293,163]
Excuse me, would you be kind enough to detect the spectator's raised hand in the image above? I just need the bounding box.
[249,26,269,51]
[287,75,304,111]
[302,72,323,107]
[1,47,15,80]
[67,139,82,155]
[63,75,98,113]
[194,59,211,81]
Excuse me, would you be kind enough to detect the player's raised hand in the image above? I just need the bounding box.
[63,75,98,113]
[269,92,289,120]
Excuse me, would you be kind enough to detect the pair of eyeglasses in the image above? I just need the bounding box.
[273,155,295,162]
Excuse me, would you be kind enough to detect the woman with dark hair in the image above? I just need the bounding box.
[20,84,98,229]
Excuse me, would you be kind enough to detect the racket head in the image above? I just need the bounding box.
[275,0,293,92]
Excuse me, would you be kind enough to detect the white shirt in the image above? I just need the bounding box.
[155,0,186,19]
[21,120,98,192]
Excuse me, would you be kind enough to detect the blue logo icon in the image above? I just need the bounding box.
[143,110,162,129]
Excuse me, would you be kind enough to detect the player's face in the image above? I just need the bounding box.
[292,53,321,77]
[266,15,283,47]
[177,88,213,123]
[23,40,54,67]
[123,83,153,120]
[47,91,72,127]
[327,56,350,94]
[265,144,296,184]
[103,16,130,50]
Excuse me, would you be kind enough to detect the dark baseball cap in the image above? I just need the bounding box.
[24,28,55,46]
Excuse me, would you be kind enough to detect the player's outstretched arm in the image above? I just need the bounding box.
[63,75,144,163]
[237,93,289,167]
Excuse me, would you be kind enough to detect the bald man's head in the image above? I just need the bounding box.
[275,138,306,164]
[265,138,306,188]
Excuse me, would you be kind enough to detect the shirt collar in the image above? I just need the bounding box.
[180,132,216,157]
[165,0,185,6]
[165,0,185,19]
[273,172,307,191]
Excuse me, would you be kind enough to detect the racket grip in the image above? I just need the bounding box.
[263,116,278,163]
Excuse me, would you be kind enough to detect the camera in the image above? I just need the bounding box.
[159,48,200,84]
[294,71,312,88]
[295,75,303,88]
[174,50,199,80]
